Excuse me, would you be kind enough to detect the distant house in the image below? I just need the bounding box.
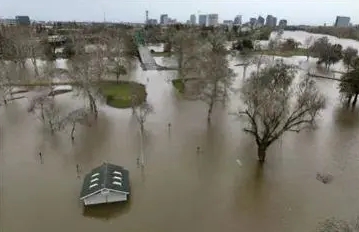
[80,163,130,206]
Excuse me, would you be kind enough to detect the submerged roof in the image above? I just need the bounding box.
[80,163,130,199]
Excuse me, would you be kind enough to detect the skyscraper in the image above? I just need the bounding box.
[145,10,149,24]
[234,15,242,25]
[199,14,207,26]
[249,18,257,27]
[190,14,196,25]
[266,15,277,27]
[160,14,168,25]
[335,16,350,27]
[257,16,265,26]
[207,14,219,26]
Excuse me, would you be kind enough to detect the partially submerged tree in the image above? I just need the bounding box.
[237,60,325,162]
[304,36,314,61]
[172,30,202,83]
[58,107,93,140]
[343,46,358,71]
[131,100,154,166]
[339,67,359,108]
[199,37,235,121]
[27,89,62,134]
[280,38,301,51]
[67,34,102,118]
[311,37,343,69]
[0,61,17,105]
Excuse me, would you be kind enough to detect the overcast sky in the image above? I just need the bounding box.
[0,0,358,25]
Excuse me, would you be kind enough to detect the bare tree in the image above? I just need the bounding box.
[67,34,103,118]
[199,53,235,122]
[0,60,16,105]
[343,46,358,71]
[237,48,254,79]
[106,33,132,83]
[172,30,202,83]
[304,36,314,61]
[27,89,62,133]
[58,107,93,140]
[131,100,154,167]
[236,60,325,163]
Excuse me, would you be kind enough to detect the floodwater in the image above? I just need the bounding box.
[2,34,359,232]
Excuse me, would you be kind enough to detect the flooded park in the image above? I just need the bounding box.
[1,31,359,232]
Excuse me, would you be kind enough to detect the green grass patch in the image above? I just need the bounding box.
[151,51,172,57]
[255,48,307,57]
[172,79,185,93]
[171,78,200,94]
[100,80,147,109]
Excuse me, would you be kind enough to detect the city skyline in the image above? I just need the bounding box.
[1,0,359,25]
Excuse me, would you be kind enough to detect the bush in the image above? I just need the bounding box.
[232,39,254,51]
[63,43,75,59]
[172,79,185,93]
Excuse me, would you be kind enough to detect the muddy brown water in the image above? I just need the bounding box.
[1,54,359,232]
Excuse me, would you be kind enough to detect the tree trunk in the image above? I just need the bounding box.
[116,73,119,84]
[32,57,39,77]
[71,123,76,141]
[40,104,45,121]
[243,65,248,79]
[257,144,267,163]
[346,94,352,108]
[139,123,145,167]
[207,100,214,122]
[88,93,98,119]
[352,93,358,109]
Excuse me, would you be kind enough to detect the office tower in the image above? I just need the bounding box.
[207,14,219,26]
[160,14,169,25]
[335,16,350,27]
[190,14,196,25]
[234,15,242,25]
[199,14,207,26]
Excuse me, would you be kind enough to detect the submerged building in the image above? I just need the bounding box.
[80,163,130,206]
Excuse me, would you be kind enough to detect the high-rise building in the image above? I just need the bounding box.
[160,14,169,25]
[145,10,149,24]
[249,18,257,27]
[257,16,265,26]
[15,16,30,26]
[233,15,242,25]
[199,14,207,26]
[273,17,277,27]
[335,16,350,27]
[278,19,288,28]
[190,14,196,25]
[266,15,277,27]
[207,14,219,26]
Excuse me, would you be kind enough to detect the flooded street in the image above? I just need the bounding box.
[2,35,359,231]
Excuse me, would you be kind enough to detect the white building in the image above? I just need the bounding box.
[80,163,130,206]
